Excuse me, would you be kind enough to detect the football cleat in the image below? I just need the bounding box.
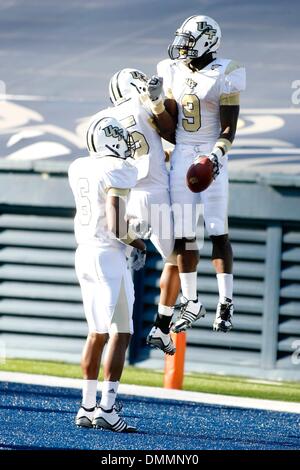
[113,401,123,413]
[92,406,137,433]
[75,405,96,428]
[171,296,206,333]
[146,326,176,355]
[213,298,234,332]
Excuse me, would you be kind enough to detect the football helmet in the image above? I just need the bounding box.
[109,68,148,105]
[86,116,135,159]
[168,15,221,61]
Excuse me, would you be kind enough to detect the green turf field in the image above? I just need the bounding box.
[1,358,300,403]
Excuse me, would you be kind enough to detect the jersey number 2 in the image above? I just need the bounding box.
[121,115,149,159]
[182,94,201,132]
[77,178,92,225]
[131,131,149,159]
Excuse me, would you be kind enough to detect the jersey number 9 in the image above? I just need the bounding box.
[182,94,201,132]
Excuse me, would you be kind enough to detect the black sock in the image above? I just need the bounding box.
[155,313,172,334]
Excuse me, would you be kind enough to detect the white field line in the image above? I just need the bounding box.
[0,371,299,415]
[241,108,300,114]
[1,97,300,116]
[230,148,300,155]
[0,94,52,101]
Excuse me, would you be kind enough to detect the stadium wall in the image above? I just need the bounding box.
[0,160,299,381]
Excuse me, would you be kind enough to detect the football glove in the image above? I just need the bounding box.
[209,153,222,179]
[193,154,221,180]
[147,75,164,101]
[129,248,147,271]
[129,219,152,239]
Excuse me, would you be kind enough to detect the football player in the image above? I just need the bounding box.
[69,116,146,432]
[90,68,177,355]
[146,15,246,348]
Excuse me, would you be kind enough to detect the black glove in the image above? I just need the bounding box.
[209,153,222,179]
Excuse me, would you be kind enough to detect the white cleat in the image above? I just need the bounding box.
[213,298,234,332]
[75,405,96,428]
[146,326,176,355]
[171,296,206,333]
[92,406,137,433]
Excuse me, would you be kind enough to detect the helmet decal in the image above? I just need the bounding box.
[86,116,135,159]
[196,21,217,40]
[103,124,125,140]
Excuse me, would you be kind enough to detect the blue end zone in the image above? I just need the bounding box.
[0,382,299,450]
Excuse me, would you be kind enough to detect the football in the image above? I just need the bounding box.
[186,156,213,193]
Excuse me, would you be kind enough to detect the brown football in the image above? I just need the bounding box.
[186,156,213,193]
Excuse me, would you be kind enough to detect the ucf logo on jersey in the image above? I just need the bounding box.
[103,125,124,140]
[185,78,198,90]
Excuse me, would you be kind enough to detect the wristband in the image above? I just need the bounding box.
[212,138,232,157]
[149,98,165,115]
[119,234,136,246]
[210,148,223,160]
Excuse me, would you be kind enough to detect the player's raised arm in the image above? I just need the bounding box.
[146,76,177,143]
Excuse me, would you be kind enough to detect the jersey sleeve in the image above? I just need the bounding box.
[157,59,174,99]
[220,61,246,102]
[103,160,138,192]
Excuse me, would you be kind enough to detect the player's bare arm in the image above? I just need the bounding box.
[194,101,240,179]
[153,98,178,144]
[219,102,240,143]
[106,192,146,252]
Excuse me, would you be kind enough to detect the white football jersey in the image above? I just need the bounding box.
[90,99,169,190]
[157,58,246,145]
[68,156,137,249]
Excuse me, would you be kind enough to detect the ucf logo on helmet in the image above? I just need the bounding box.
[130,70,147,82]
[103,125,124,140]
[197,21,217,40]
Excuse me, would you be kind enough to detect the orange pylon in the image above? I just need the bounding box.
[164,331,186,389]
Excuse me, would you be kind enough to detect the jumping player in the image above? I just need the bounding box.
[146,15,246,350]
[91,69,176,355]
